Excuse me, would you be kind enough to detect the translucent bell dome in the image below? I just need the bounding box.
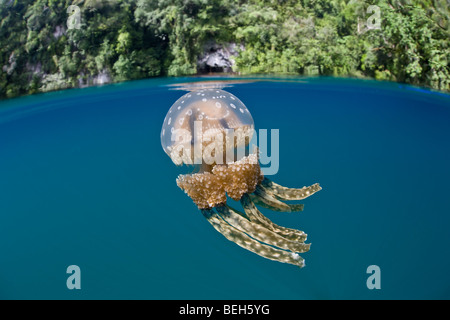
[161,89,254,164]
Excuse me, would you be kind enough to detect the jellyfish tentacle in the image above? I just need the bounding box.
[240,194,308,243]
[201,209,306,268]
[261,178,322,201]
[251,185,304,212]
[250,193,304,212]
[224,205,247,219]
[215,205,310,253]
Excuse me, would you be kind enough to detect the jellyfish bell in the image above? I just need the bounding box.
[162,92,254,165]
[161,87,322,268]
[160,89,255,166]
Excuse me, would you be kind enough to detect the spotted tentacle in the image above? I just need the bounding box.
[240,194,308,243]
[261,178,322,201]
[201,209,306,267]
[251,185,304,212]
[216,205,310,253]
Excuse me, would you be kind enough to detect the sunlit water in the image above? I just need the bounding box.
[0,77,449,299]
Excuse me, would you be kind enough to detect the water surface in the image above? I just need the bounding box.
[1,77,449,299]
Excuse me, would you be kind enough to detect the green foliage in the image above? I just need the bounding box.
[0,0,166,98]
[229,0,449,91]
[0,0,449,99]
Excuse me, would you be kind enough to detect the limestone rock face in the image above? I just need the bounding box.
[197,42,243,73]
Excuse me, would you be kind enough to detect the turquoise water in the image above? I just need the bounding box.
[1,77,449,299]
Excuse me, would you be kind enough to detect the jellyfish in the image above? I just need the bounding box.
[161,88,321,267]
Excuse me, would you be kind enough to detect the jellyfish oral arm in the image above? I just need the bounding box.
[177,153,262,209]
[201,209,306,268]
[177,153,321,268]
[260,178,322,201]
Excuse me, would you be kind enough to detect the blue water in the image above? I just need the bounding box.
[1,77,449,299]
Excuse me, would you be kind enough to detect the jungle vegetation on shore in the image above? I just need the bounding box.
[0,0,449,99]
